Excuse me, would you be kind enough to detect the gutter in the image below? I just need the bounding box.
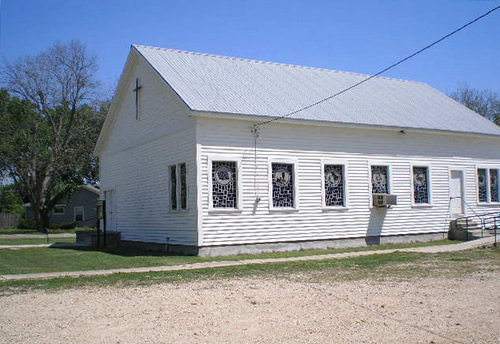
[190,110,500,140]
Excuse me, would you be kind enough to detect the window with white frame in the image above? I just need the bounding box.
[371,165,390,194]
[478,168,500,203]
[169,163,187,211]
[413,166,430,204]
[271,162,295,208]
[53,205,66,215]
[211,160,238,209]
[74,206,84,222]
[323,164,346,207]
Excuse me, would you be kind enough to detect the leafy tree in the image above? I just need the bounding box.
[0,41,106,231]
[0,184,24,214]
[450,83,500,125]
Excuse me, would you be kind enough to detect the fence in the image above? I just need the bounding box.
[0,213,21,229]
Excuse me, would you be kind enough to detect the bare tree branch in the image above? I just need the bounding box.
[450,82,500,123]
[0,40,104,231]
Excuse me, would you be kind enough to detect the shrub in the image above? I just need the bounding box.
[0,185,24,215]
[50,221,77,230]
[17,218,36,229]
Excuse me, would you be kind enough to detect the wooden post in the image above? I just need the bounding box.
[495,216,498,248]
[96,200,102,248]
[102,200,107,248]
[465,218,469,241]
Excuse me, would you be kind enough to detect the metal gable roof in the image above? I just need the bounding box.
[134,44,500,137]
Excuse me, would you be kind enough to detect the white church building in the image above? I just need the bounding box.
[94,45,500,256]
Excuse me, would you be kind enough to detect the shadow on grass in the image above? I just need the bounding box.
[51,244,187,258]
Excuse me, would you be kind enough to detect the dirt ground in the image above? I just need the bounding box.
[0,271,499,344]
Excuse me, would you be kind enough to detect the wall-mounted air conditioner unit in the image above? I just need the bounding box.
[372,194,397,208]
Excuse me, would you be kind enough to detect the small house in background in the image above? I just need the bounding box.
[25,185,99,228]
[95,45,500,256]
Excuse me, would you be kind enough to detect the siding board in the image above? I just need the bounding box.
[100,57,197,246]
[198,118,500,246]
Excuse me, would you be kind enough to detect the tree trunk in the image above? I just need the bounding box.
[33,206,49,233]
[41,210,50,233]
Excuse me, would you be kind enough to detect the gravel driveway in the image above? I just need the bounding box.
[1,271,499,344]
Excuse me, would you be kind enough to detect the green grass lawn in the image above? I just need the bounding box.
[0,240,458,276]
[1,247,498,295]
[0,227,93,235]
[0,237,76,246]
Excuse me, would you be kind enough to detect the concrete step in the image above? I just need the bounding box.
[456,219,479,225]
[456,225,482,231]
[455,219,481,230]
[467,229,496,240]
[449,217,499,240]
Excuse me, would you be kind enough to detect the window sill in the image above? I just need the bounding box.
[477,202,500,206]
[269,207,299,213]
[411,204,433,208]
[322,206,349,212]
[169,209,189,215]
[208,208,242,214]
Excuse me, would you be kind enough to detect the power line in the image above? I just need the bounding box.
[256,4,500,127]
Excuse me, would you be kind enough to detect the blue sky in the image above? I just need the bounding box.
[1,0,499,95]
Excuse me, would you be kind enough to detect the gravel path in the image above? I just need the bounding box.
[0,244,52,250]
[0,243,84,250]
[0,273,498,343]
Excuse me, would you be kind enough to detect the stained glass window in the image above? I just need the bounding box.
[170,165,177,210]
[413,166,429,204]
[478,168,487,203]
[324,165,345,206]
[371,166,389,194]
[180,163,187,210]
[272,163,294,208]
[212,161,237,208]
[490,169,499,203]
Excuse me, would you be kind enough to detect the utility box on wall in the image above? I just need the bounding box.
[372,194,397,208]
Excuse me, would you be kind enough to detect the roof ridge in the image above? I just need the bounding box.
[132,44,427,86]
[80,184,100,195]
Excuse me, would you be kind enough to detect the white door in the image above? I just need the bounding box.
[104,190,116,231]
[450,170,464,217]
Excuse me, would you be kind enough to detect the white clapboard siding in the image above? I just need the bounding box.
[100,54,197,246]
[197,117,500,246]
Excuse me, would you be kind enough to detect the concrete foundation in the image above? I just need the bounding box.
[117,232,447,257]
[197,232,447,257]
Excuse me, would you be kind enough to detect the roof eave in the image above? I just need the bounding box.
[94,45,194,156]
[93,48,138,156]
[190,109,500,139]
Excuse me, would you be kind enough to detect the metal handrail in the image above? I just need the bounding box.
[453,196,483,223]
[456,211,500,222]
[455,210,499,245]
